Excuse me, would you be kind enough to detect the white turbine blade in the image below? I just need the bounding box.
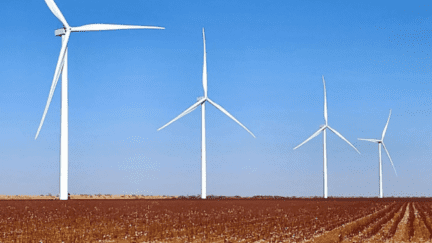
[157,99,204,131]
[327,126,360,154]
[293,127,324,150]
[382,109,392,140]
[358,138,380,143]
[322,75,328,125]
[35,31,71,140]
[44,0,69,27]
[202,28,208,98]
[206,98,255,138]
[71,24,164,32]
[382,142,397,176]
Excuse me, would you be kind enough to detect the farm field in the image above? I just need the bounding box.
[0,196,431,242]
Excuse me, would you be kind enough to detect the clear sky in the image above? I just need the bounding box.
[0,0,431,197]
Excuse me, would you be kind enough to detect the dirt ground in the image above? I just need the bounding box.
[307,199,432,243]
[0,194,179,200]
[0,196,430,242]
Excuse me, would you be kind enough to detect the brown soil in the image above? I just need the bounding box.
[1,197,431,242]
[411,203,431,242]
[306,199,432,243]
[0,194,179,200]
[364,202,406,243]
[388,202,411,242]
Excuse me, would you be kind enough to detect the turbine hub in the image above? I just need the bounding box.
[197,96,205,102]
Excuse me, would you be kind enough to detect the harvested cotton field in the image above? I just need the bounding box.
[4,196,430,242]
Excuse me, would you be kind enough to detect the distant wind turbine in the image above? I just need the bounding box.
[358,109,397,198]
[158,28,255,199]
[293,76,360,199]
[35,0,164,200]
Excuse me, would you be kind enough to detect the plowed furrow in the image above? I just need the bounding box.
[339,202,398,242]
[408,202,415,240]
[386,202,410,242]
[411,203,432,242]
[362,203,403,241]
[420,202,432,226]
[362,202,406,243]
[383,202,408,241]
[361,203,402,242]
[305,202,397,243]
[341,203,402,243]
[415,202,432,240]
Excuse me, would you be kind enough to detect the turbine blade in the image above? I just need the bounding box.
[71,24,164,32]
[327,126,360,154]
[358,138,380,143]
[202,28,208,98]
[293,127,324,150]
[157,99,204,131]
[35,31,71,139]
[382,142,397,176]
[382,109,392,140]
[206,98,255,138]
[44,0,69,27]
[322,75,328,125]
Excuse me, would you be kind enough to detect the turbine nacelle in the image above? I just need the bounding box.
[55,28,68,36]
[55,27,83,36]
[357,138,381,143]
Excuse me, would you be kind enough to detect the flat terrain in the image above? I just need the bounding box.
[0,196,431,242]
[0,195,179,200]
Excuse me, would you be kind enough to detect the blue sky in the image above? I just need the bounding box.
[0,0,431,197]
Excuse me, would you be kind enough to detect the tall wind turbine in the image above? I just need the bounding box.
[158,28,255,199]
[35,0,164,200]
[293,76,360,199]
[358,110,397,198]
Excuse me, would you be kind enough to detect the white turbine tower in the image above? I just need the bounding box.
[358,109,397,198]
[293,76,360,199]
[158,28,255,199]
[35,0,164,200]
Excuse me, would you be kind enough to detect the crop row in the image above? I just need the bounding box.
[340,202,398,241]
[311,202,398,242]
[279,200,392,241]
[361,202,403,240]
[310,201,432,243]
[0,199,394,242]
[407,202,415,240]
[414,202,432,239]
[383,202,407,240]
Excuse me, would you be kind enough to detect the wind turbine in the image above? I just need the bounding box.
[158,28,255,199]
[293,76,360,199]
[358,110,397,198]
[35,0,164,200]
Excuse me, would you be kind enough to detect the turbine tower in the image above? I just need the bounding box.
[35,0,164,200]
[358,109,397,198]
[293,76,360,199]
[158,28,255,199]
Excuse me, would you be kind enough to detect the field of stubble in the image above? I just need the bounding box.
[0,196,431,242]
